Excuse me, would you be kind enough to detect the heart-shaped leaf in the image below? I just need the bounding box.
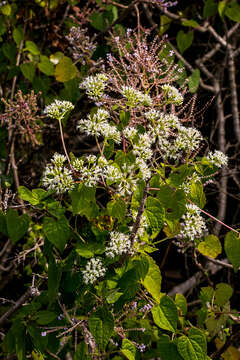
[6,209,30,244]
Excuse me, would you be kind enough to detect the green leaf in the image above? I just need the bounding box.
[176,30,193,54]
[151,295,178,333]
[203,0,217,19]
[1,4,11,16]
[0,211,8,236]
[71,184,98,219]
[0,16,7,36]
[157,335,184,360]
[43,216,70,253]
[218,1,227,17]
[198,235,222,259]
[50,51,64,65]
[215,283,233,307]
[74,342,89,360]
[90,12,106,31]
[76,241,105,259]
[145,196,164,236]
[18,186,39,205]
[121,339,136,360]
[55,56,77,82]
[6,209,30,244]
[89,307,114,351]
[38,55,55,76]
[188,69,200,93]
[189,327,207,354]
[224,231,240,272]
[177,335,205,360]
[159,15,172,35]
[2,42,17,64]
[182,19,199,28]
[48,253,62,303]
[36,311,57,325]
[13,27,24,47]
[20,62,35,82]
[141,256,162,303]
[24,40,40,55]
[200,286,214,304]
[225,2,240,22]
[190,181,206,208]
[157,186,186,221]
[27,325,48,352]
[107,198,126,221]
[175,293,187,316]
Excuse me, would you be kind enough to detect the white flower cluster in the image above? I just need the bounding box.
[72,155,102,187]
[105,231,132,258]
[145,110,180,130]
[123,126,137,141]
[179,204,207,241]
[80,73,108,101]
[206,150,228,168]
[161,84,183,105]
[77,108,121,143]
[121,86,152,107]
[175,127,203,153]
[44,100,74,121]
[132,133,153,161]
[82,257,106,284]
[180,173,201,195]
[42,153,75,193]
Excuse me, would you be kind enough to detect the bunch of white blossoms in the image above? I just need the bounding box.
[206,150,228,168]
[179,204,207,241]
[121,86,152,107]
[105,231,132,258]
[161,84,183,105]
[77,108,121,144]
[44,100,74,121]
[82,257,106,284]
[42,153,75,193]
[72,155,102,187]
[79,73,108,101]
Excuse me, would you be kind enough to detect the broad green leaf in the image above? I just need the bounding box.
[36,311,57,325]
[48,253,62,303]
[32,351,45,360]
[43,215,70,253]
[218,1,227,17]
[0,211,8,236]
[145,196,164,236]
[13,28,23,47]
[224,231,240,272]
[2,42,17,64]
[6,209,30,244]
[203,0,217,19]
[182,19,199,28]
[55,56,77,82]
[18,186,39,205]
[76,241,105,258]
[89,307,114,351]
[157,335,184,360]
[24,40,40,55]
[121,339,136,360]
[200,286,214,304]
[159,15,172,35]
[215,283,233,307]
[151,295,178,333]
[190,181,206,208]
[27,325,48,352]
[225,2,240,23]
[1,4,11,16]
[157,186,186,221]
[50,51,64,65]
[188,69,200,93]
[74,342,89,360]
[20,62,35,82]
[71,184,98,219]
[141,256,162,303]
[198,235,222,259]
[189,327,207,354]
[177,335,205,360]
[107,198,126,221]
[38,55,55,76]
[175,293,187,316]
[0,16,6,37]
[176,30,193,54]
[11,321,26,360]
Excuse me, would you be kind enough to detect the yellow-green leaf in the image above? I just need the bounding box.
[141,256,162,303]
[55,56,77,82]
[198,235,222,259]
[224,231,240,272]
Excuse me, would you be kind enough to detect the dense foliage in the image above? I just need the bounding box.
[0,1,240,359]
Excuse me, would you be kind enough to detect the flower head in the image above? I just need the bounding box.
[206,150,228,168]
[161,84,183,105]
[82,257,106,284]
[44,100,74,121]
